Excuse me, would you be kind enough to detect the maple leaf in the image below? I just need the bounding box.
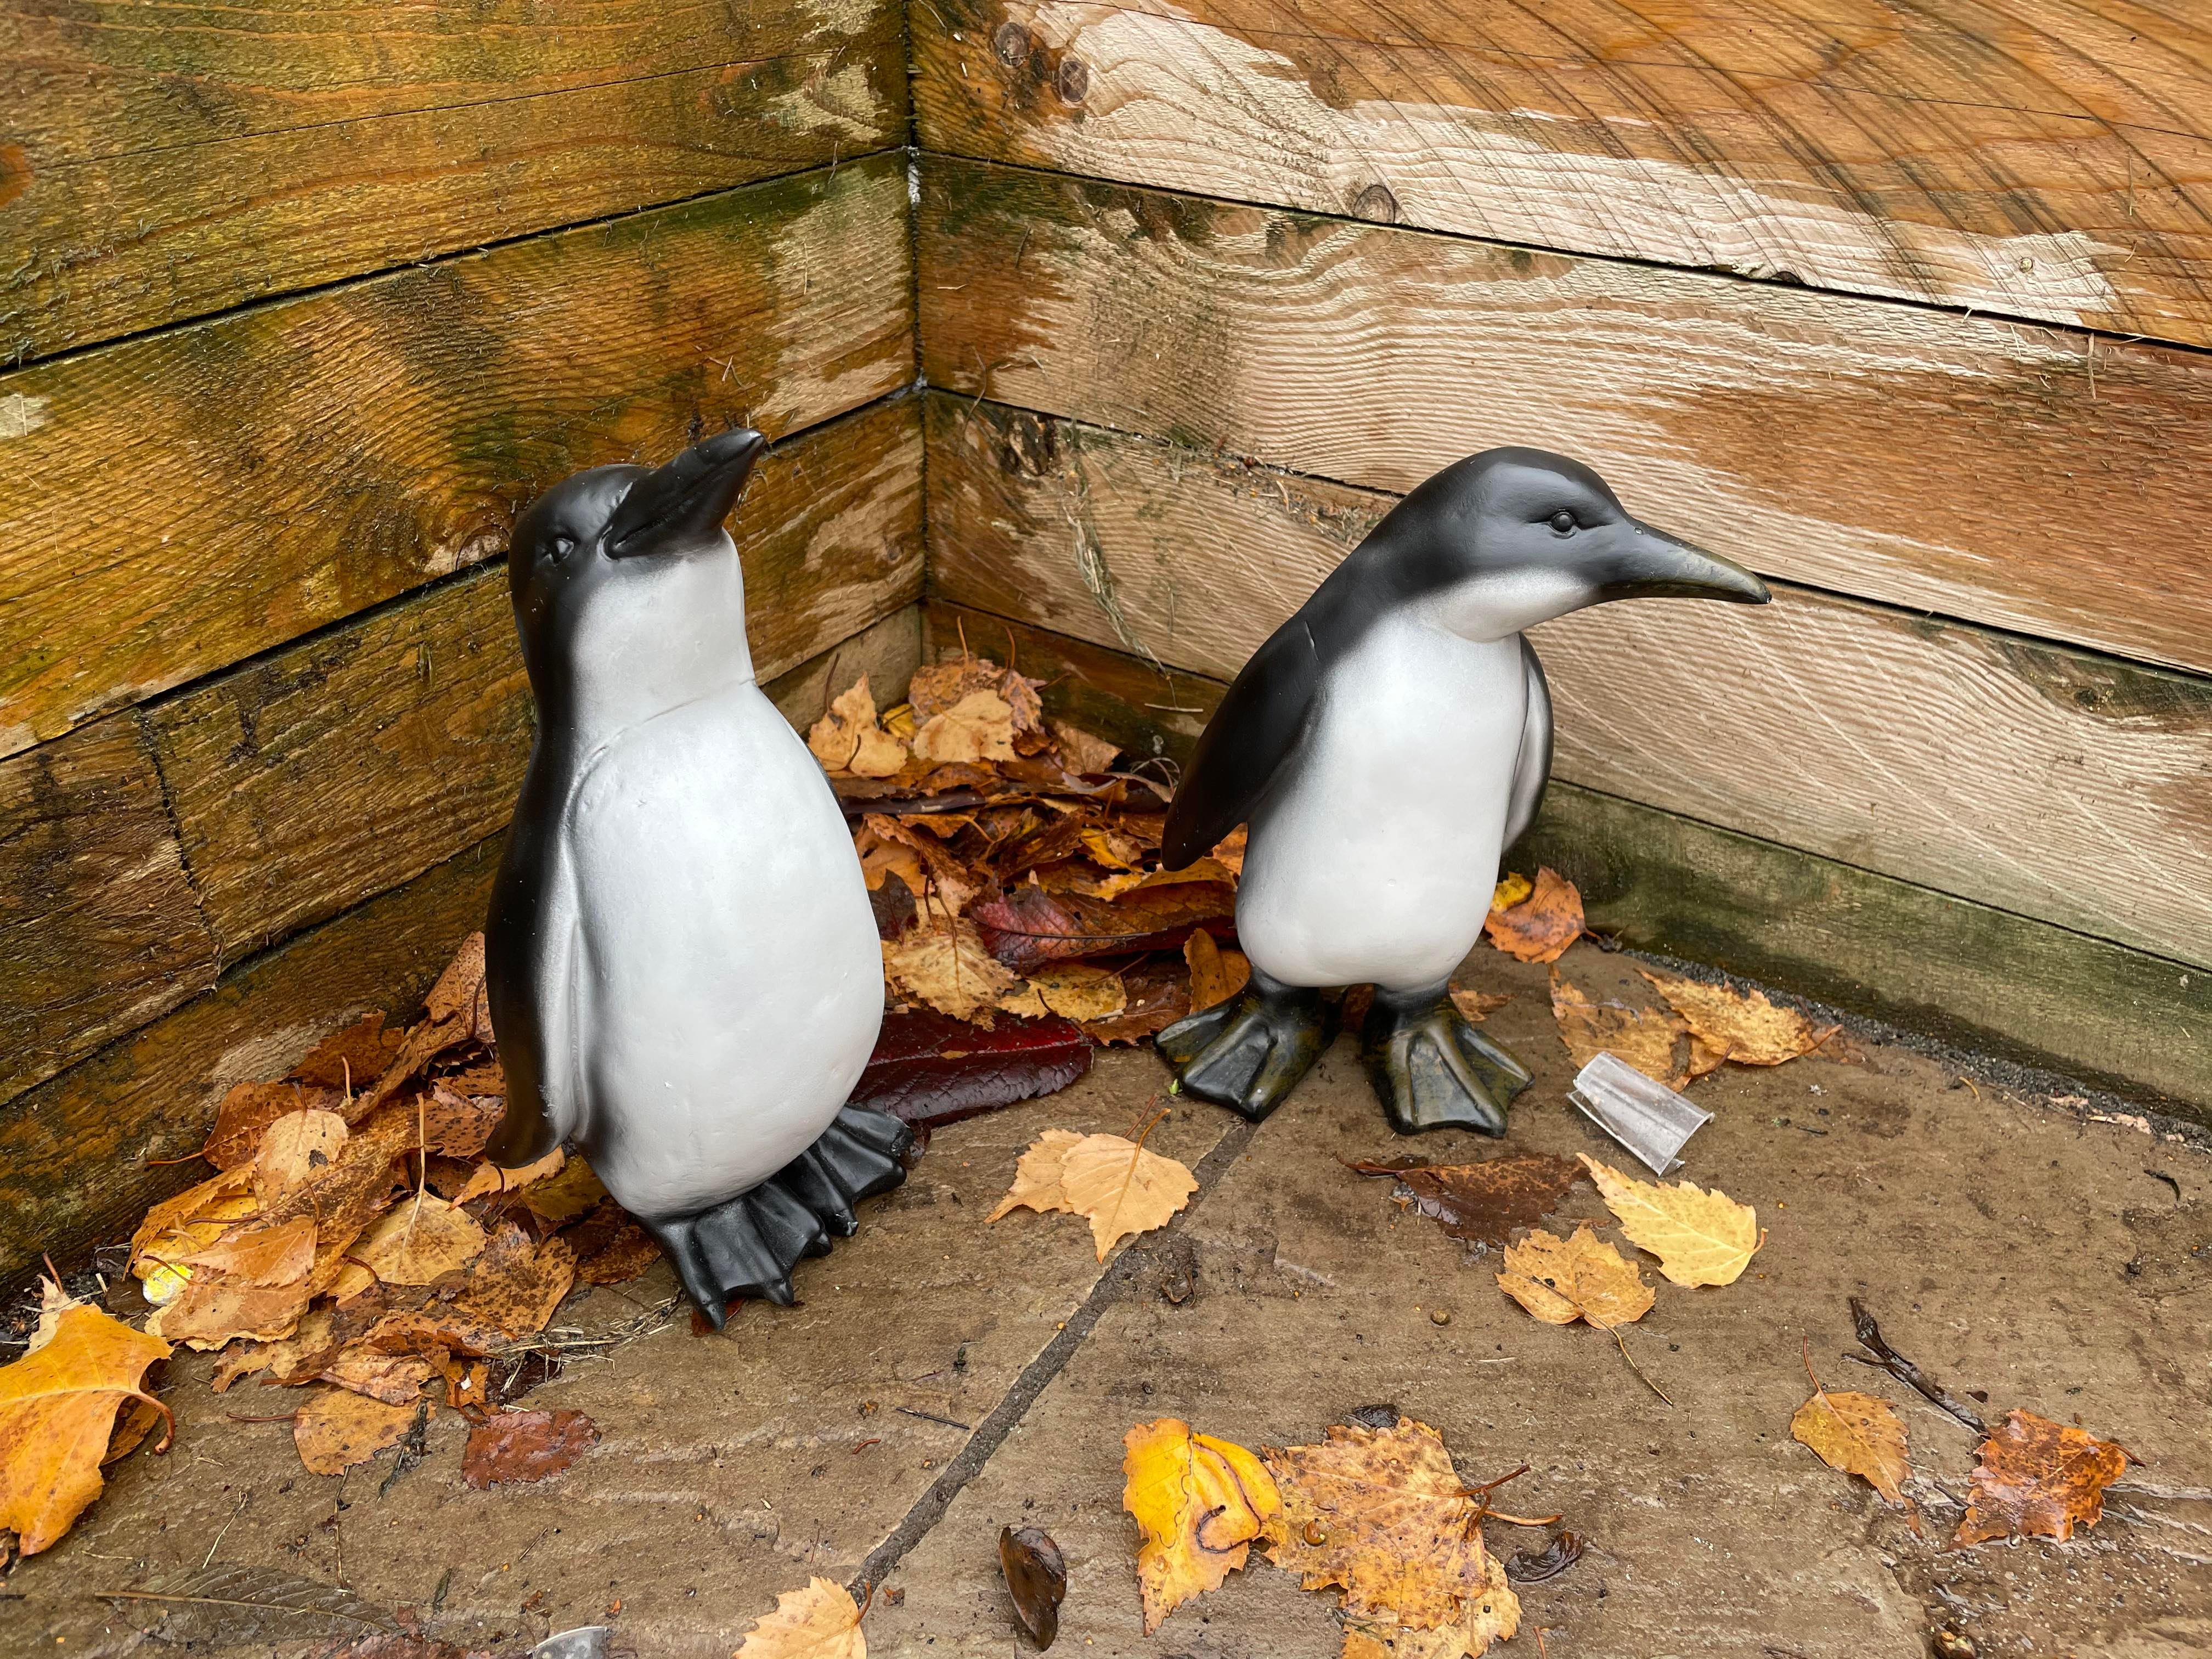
[882,915,1022,1024]
[1184,928,1250,1014]
[1265,1417,1513,1639]
[1636,967,1839,1068]
[807,675,907,778]
[1495,1225,1654,1329]
[1122,1419,1284,1632]
[1548,974,1685,1088]
[1578,1155,1762,1288]
[461,1408,600,1489]
[349,1194,487,1285]
[731,1576,867,1658]
[1954,1410,2135,1546]
[1792,1381,1911,1508]
[1349,1153,1582,1250]
[0,1289,173,1554]
[1482,867,1583,964]
[292,1386,424,1477]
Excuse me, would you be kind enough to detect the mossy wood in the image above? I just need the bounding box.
[913,0,2212,349]
[1,0,907,360]
[0,155,914,758]
[926,601,2212,1119]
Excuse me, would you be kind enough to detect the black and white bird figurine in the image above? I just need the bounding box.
[1156,447,1769,1135]
[482,430,912,1325]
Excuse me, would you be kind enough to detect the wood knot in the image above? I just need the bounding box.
[994,20,1033,68]
[1350,182,1400,224]
[1055,56,1090,103]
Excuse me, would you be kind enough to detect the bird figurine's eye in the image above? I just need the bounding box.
[1548,510,1577,536]
[549,534,578,563]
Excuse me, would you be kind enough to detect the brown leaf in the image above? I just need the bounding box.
[454,1146,564,1204]
[1347,1153,1582,1250]
[349,1195,487,1286]
[146,1268,313,1349]
[352,938,488,1119]
[989,1129,1197,1260]
[292,1387,422,1477]
[1208,826,1247,877]
[289,1014,407,1093]
[883,915,1022,1024]
[1792,1386,1911,1508]
[808,675,908,777]
[563,1199,664,1285]
[444,1225,576,1346]
[972,882,1235,977]
[730,1577,867,1658]
[1447,987,1510,1024]
[1635,967,1840,1068]
[1954,1410,2135,1546]
[1547,973,1686,1088]
[203,1081,344,1170]
[1495,1225,1655,1329]
[1080,957,1190,1046]
[1184,929,1250,1014]
[253,1109,351,1208]
[1049,720,1121,775]
[911,689,1018,765]
[1578,1155,1762,1288]
[318,1349,436,1407]
[0,1290,172,1554]
[416,1084,505,1161]
[860,814,985,918]
[180,1216,317,1287]
[1482,867,1583,964]
[999,1525,1067,1649]
[461,1408,599,1489]
[1122,1419,1284,1633]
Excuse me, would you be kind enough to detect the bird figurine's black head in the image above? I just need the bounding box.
[506,428,768,730]
[1336,445,1770,639]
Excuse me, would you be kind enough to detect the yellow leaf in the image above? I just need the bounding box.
[349,1194,488,1285]
[882,915,1020,1024]
[1489,872,1532,912]
[1496,1224,1654,1329]
[1482,867,1581,963]
[1185,929,1251,1014]
[731,1576,867,1658]
[1343,1554,1521,1658]
[178,1215,316,1288]
[1792,1386,1911,1507]
[986,1128,1087,1222]
[0,1291,172,1554]
[1122,1419,1284,1633]
[1637,967,1839,1068]
[292,1385,422,1477]
[253,1108,351,1208]
[806,675,906,779]
[1548,973,1685,1087]
[990,1130,1198,1259]
[998,963,1128,1024]
[1578,1155,1762,1287]
[456,1146,565,1204]
[910,689,1018,765]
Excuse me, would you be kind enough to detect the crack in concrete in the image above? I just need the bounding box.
[845,1108,1260,1599]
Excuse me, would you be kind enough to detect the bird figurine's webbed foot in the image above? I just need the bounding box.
[1361,984,1531,1137]
[641,1104,916,1327]
[1156,966,1329,1122]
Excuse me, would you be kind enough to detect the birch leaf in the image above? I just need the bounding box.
[1578,1155,1763,1287]
[731,1577,866,1658]
[1122,1419,1284,1633]
[1495,1225,1654,1329]
[0,1294,173,1554]
[1792,1386,1911,1506]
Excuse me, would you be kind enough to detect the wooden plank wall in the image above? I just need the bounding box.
[0,0,924,1283]
[908,1,2212,1114]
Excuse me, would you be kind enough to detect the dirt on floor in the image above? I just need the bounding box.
[8,944,2211,1659]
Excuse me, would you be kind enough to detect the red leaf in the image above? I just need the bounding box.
[460,1409,598,1489]
[851,1010,1092,1129]
[972,883,1235,976]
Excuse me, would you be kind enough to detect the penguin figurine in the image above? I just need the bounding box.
[1156,448,1770,1135]
[481,428,912,1325]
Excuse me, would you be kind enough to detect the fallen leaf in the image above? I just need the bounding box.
[179,1216,317,1286]
[254,1109,351,1207]
[1266,1417,1509,1635]
[1342,1553,1520,1658]
[731,1576,866,1658]
[1209,826,1247,877]
[1184,929,1250,1014]
[1000,1525,1068,1649]
[807,675,907,777]
[1080,957,1190,1046]
[849,1009,1093,1130]
[1074,858,1237,902]
[860,814,986,917]
[1578,1155,1762,1288]
[518,1155,609,1224]
[1122,1419,1284,1633]
[1548,974,1685,1088]
[1792,1385,1911,1507]
[145,1268,312,1349]
[1482,867,1583,964]
[461,1409,599,1489]
[1503,1532,1584,1585]
[972,882,1235,977]
[103,1397,166,1466]
[0,1291,173,1554]
[318,1349,435,1406]
[566,1201,664,1286]
[1049,720,1121,775]
[986,1128,1088,1222]
[289,1014,408,1093]
[203,1081,343,1170]
[454,1147,565,1204]
[101,1564,403,1649]
[989,1128,1198,1260]
[1955,1410,2134,1546]
[911,689,1018,765]
[883,915,1022,1024]
[293,1387,422,1477]
[1637,966,1840,1068]
[1447,987,1509,1023]
[999,962,1127,1023]
[443,1225,576,1346]
[1347,1154,1582,1250]
[1494,1225,1654,1328]
[349,1195,487,1286]
[1490,873,1532,911]
[416,1083,505,1161]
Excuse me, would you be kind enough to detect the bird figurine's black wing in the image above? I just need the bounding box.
[482,765,579,1169]
[1161,618,1324,868]
[1501,636,1553,851]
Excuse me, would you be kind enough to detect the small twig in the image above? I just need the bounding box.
[202,1492,249,1568]
[224,1410,303,1424]
[1483,1510,1564,1527]
[1610,1325,1674,1407]
[894,1406,974,1431]
[1847,1297,1985,1432]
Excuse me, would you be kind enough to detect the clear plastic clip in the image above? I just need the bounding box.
[1568,1051,1712,1176]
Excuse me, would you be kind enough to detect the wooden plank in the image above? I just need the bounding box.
[913,0,2212,348]
[0,837,499,1288]
[917,156,2212,680]
[928,600,2212,1117]
[1,0,905,360]
[925,395,2212,970]
[0,154,915,758]
[764,605,924,731]
[0,716,217,1108]
[148,396,925,964]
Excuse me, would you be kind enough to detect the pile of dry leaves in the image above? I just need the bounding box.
[807,656,1248,1040]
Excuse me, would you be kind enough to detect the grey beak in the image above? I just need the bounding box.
[1597,519,1771,605]
[604,427,768,558]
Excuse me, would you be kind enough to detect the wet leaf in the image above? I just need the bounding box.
[1122,1419,1284,1633]
[849,1009,1093,1130]
[317,1348,435,1406]
[1637,967,1839,1068]
[349,1195,486,1286]
[179,1216,317,1286]
[990,1129,1197,1260]
[1049,721,1121,775]
[461,1408,599,1489]
[455,1146,564,1204]
[1495,1225,1654,1329]
[1482,867,1582,964]
[1792,1385,1911,1506]
[999,962,1127,1024]
[566,1201,664,1286]
[731,1576,866,1658]
[253,1109,351,1207]
[289,1014,408,1093]
[519,1155,610,1224]
[1548,974,1685,1088]
[0,1288,172,1554]
[808,675,909,778]
[1080,957,1190,1047]
[203,1080,342,1170]
[416,1083,505,1161]
[972,883,1235,977]
[1490,873,1532,911]
[883,915,1023,1024]
[1446,987,1510,1024]
[98,1564,399,1645]
[1347,1153,1582,1250]
[1578,1155,1762,1288]
[1954,1410,2134,1546]
[998,1524,1068,1649]
[146,1268,312,1348]
[1184,928,1250,1015]
[1342,1554,1519,1659]
[1503,1532,1584,1585]
[911,689,1018,765]
[293,1387,421,1477]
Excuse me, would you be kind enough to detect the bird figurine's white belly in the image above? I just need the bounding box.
[562,682,882,1218]
[1235,613,1526,992]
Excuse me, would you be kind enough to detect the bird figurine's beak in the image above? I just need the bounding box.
[603,427,768,559]
[1595,520,1771,605]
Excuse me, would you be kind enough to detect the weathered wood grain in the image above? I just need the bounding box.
[1,0,905,360]
[148,396,925,963]
[918,157,2212,680]
[926,396,2212,971]
[764,605,924,732]
[0,837,499,1288]
[0,154,913,758]
[914,0,2212,348]
[0,716,217,1109]
[927,600,2212,1116]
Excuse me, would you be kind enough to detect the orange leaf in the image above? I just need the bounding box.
[1955,1409,2134,1546]
[1482,867,1583,964]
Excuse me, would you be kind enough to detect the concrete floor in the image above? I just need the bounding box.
[11,945,2212,1658]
